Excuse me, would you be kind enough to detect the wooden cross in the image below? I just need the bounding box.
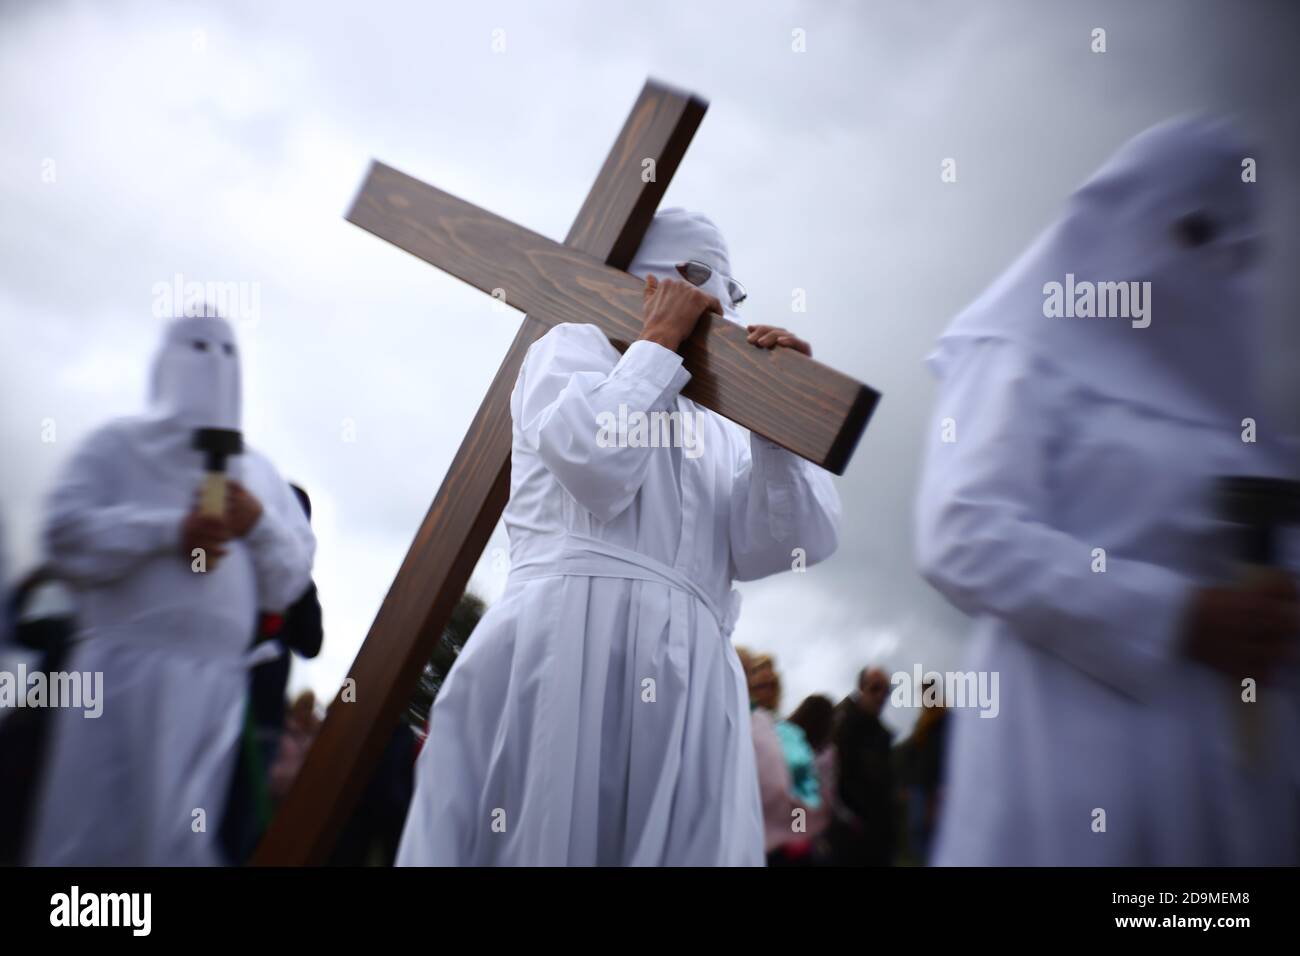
[254,79,880,865]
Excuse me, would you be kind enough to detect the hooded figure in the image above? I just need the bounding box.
[397,209,841,866]
[28,315,314,866]
[916,117,1299,865]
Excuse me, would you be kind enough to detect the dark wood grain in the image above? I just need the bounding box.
[253,80,714,866]
[565,79,708,268]
[346,163,879,474]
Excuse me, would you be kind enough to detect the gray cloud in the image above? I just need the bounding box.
[3,0,1298,731]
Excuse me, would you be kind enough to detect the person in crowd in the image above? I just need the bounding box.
[269,690,323,803]
[28,314,314,865]
[0,569,77,864]
[829,666,896,865]
[916,117,1299,864]
[788,693,838,863]
[893,678,948,865]
[221,483,323,864]
[739,649,828,865]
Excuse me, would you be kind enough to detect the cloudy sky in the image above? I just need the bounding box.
[3,0,1298,731]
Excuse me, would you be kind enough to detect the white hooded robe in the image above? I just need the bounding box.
[917,117,1300,865]
[397,210,842,866]
[28,315,314,866]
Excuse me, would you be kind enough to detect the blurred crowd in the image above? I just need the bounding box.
[736,649,946,867]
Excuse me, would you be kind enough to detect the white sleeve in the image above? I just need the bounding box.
[515,323,690,523]
[729,432,841,581]
[242,452,316,612]
[43,427,188,587]
[914,338,1193,700]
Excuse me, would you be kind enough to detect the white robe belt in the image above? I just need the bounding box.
[71,620,285,670]
[509,533,741,637]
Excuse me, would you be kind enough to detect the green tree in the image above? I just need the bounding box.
[406,591,486,733]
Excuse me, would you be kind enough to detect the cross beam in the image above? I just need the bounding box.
[346,164,878,472]
[253,80,878,865]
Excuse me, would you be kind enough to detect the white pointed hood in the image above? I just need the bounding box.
[147,315,242,430]
[932,115,1262,428]
[122,315,244,477]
